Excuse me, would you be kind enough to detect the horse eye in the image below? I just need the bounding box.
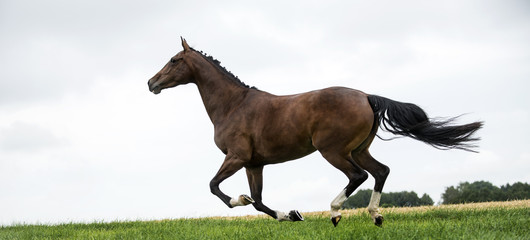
[170,58,176,63]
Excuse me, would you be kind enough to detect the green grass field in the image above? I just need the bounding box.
[1,200,528,240]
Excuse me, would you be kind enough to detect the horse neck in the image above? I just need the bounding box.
[189,53,250,124]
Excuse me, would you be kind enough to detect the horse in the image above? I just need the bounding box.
[147,38,483,227]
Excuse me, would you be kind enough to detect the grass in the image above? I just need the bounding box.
[1,200,528,239]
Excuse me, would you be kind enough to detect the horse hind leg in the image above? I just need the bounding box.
[352,149,390,226]
[321,151,369,226]
[246,166,303,222]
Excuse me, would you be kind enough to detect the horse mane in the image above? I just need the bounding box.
[192,48,258,90]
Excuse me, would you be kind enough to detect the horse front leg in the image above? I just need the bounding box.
[209,154,255,208]
[246,166,304,222]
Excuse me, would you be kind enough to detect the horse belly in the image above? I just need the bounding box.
[253,121,317,164]
[255,138,317,164]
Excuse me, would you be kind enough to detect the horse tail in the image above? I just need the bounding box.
[367,95,484,152]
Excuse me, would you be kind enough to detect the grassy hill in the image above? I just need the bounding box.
[1,200,528,239]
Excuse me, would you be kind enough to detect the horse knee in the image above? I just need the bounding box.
[209,180,219,194]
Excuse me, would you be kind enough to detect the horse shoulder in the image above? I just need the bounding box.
[212,91,270,157]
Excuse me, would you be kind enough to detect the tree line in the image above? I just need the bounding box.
[342,181,530,209]
[441,181,530,204]
[343,189,434,209]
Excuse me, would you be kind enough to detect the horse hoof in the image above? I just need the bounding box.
[374,215,384,227]
[289,210,304,221]
[331,215,342,227]
[239,194,255,205]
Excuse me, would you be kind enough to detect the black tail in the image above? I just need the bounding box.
[367,95,484,152]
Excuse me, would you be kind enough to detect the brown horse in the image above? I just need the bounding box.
[147,38,483,227]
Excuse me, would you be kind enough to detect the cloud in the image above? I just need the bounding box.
[0,1,189,106]
[0,121,67,153]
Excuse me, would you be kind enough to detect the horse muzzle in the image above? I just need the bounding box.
[148,78,162,94]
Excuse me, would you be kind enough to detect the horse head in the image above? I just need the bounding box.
[148,37,195,94]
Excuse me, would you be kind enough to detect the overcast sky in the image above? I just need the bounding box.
[1,0,529,225]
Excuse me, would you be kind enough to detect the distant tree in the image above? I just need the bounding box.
[441,186,461,204]
[441,181,530,204]
[462,181,502,202]
[343,189,434,209]
[383,191,421,207]
[500,182,530,200]
[420,193,434,206]
[442,181,500,204]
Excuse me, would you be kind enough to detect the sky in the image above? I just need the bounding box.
[1,0,529,225]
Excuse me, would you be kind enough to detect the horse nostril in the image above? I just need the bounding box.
[148,78,157,90]
[148,80,153,90]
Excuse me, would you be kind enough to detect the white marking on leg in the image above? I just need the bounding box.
[275,211,291,221]
[229,198,242,207]
[229,195,254,207]
[367,191,382,218]
[367,191,381,212]
[330,189,347,218]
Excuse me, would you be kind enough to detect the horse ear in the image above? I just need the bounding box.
[181,37,191,52]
